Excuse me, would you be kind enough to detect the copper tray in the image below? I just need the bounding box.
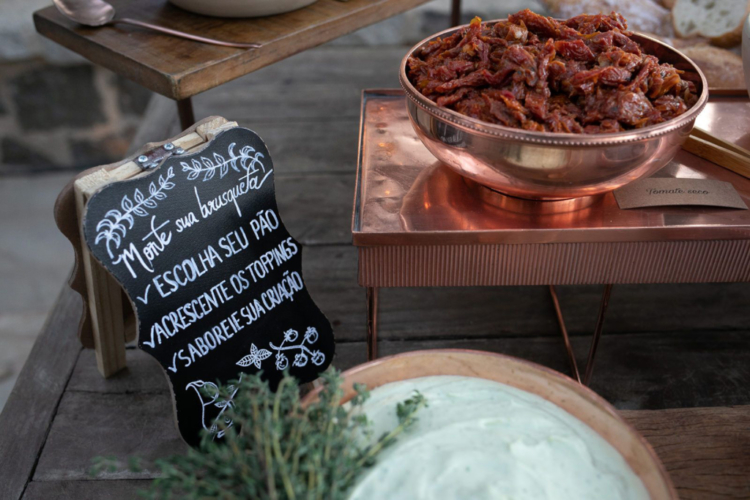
[352,90,750,287]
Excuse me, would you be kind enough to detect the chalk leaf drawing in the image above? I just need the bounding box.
[237,327,326,372]
[186,376,242,439]
[95,166,176,258]
[181,142,265,182]
[236,343,272,369]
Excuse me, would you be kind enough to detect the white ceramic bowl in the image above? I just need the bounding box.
[169,0,317,18]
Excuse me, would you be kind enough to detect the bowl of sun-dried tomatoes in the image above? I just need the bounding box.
[401,10,708,201]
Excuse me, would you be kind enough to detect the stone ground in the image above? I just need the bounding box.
[0,173,73,410]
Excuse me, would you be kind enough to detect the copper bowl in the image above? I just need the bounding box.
[399,25,709,201]
[304,349,677,499]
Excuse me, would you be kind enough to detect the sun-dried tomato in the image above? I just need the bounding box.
[407,10,697,134]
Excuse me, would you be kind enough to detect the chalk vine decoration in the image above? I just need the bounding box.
[181,142,265,182]
[186,375,242,439]
[95,166,176,258]
[237,327,326,372]
[190,326,326,440]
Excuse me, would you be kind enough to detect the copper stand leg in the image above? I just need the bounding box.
[549,285,582,383]
[583,284,613,385]
[177,97,196,130]
[366,287,379,361]
[450,0,462,27]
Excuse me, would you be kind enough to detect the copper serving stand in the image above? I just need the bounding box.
[352,89,750,385]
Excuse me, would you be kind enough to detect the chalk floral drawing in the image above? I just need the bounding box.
[236,327,326,372]
[236,343,272,369]
[95,166,176,258]
[181,142,265,182]
[186,375,242,439]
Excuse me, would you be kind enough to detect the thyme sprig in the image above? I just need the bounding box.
[92,369,425,500]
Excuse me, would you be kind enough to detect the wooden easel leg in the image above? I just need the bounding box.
[177,98,196,130]
[90,266,127,378]
[366,287,379,361]
[75,168,135,378]
[451,0,462,27]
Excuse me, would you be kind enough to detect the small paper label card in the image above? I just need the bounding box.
[614,178,748,210]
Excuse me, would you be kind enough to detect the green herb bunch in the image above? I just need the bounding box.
[95,369,425,500]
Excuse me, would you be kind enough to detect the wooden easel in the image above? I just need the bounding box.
[55,116,238,378]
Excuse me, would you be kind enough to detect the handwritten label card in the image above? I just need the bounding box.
[82,127,334,446]
[614,178,748,210]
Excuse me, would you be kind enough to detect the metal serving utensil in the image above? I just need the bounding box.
[53,0,260,49]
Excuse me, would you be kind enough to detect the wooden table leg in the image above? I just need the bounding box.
[366,287,379,361]
[451,0,462,27]
[177,97,196,130]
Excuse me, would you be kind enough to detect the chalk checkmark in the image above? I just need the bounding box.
[167,353,178,373]
[136,284,151,305]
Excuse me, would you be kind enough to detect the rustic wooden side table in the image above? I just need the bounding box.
[352,90,750,384]
[33,0,458,130]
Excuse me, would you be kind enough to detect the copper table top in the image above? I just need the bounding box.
[352,90,750,247]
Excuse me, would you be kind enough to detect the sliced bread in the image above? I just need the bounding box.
[673,0,750,47]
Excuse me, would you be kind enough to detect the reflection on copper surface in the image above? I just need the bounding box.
[353,91,750,246]
[400,163,608,230]
[695,98,750,151]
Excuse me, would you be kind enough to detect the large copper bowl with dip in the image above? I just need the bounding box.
[305,349,677,499]
[399,25,709,201]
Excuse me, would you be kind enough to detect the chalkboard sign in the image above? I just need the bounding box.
[82,127,334,446]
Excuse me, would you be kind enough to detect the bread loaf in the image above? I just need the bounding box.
[672,0,750,47]
[544,0,675,36]
[680,44,746,88]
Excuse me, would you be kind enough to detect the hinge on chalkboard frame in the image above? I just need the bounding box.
[135,142,186,170]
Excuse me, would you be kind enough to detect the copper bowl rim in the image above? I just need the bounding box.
[399,21,709,147]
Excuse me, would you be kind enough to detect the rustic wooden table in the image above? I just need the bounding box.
[33,0,445,129]
[1,46,749,500]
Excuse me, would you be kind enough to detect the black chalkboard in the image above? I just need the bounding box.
[82,127,334,446]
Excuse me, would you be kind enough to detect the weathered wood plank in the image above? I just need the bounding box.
[33,391,186,481]
[67,328,750,409]
[22,480,152,500]
[34,0,425,100]
[68,349,167,395]
[0,286,83,500]
[333,333,750,410]
[23,403,750,500]
[21,404,750,500]
[204,46,405,87]
[622,406,750,500]
[193,46,403,121]
[276,174,355,245]
[241,120,360,174]
[36,338,750,496]
[201,83,375,121]
[129,104,360,176]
